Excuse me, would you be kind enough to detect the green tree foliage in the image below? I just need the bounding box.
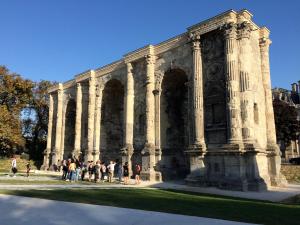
[0,66,34,156]
[273,98,300,146]
[23,80,55,163]
[0,66,55,164]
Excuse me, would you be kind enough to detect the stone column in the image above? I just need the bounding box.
[185,31,206,182]
[153,88,161,161]
[42,93,54,170]
[259,32,277,150]
[223,22,243,145]
[52,83,63,166]
[121,62,135,175]
[93,84,104,162]
[73,83,82,159]
[59,103,67,160]
[141,54,157,181]
[237,21,255,145]
[259,28,285,185]
[85,71,96,162]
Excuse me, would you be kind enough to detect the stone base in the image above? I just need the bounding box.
[218,178,267,192]
[140,170,162,182]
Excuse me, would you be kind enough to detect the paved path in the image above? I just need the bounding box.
[0,179,299,202]
[0,194,258,225]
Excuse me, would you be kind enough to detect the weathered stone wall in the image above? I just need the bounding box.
[202,30,227,144]
[250,30,267,149]
[281,164,300,182]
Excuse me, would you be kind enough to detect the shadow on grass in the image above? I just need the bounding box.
[0,188,299,225]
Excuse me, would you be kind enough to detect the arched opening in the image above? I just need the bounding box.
[100,79,124,163]
[160,69,189,180]
[63,99,76,159]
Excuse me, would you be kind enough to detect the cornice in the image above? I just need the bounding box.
[75,70,92,83]
[48,9,262,93]
[124,45,154,63]
[155,33,188,55]
[94,59,124,77]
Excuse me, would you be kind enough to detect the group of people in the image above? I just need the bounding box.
[59,158,141,185]
[10,156,31,177]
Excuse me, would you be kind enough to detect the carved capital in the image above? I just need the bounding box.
[127,62,133,73]
[237,21,252,39]
[189,31,201,51]
[152,89,161,96]
[222,22,237,39]
[259,37,272,49]
[145,54,155,65]
[76,82,81,89]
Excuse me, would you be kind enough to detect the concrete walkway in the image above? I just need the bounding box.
[0,180,299,202]
[0,194,258,225]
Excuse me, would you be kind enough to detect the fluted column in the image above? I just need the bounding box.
[260,28,285,185]
[223,22,242,145]
[121,62,135,175]
[141,54,156,181]
[93,84,103,162]
[189,31,206,150]
[259,34,277,150]
[153,88,161,161]
[52,83,63,166]
[42,93,54,170]
[86,71,96,162]
[73,83,82,159]
[238,22,255,144]
[185,31,206,182]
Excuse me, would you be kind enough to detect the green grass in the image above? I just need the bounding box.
[0,188,299,225]
[0,179,113,185]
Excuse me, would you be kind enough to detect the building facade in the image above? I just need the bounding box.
[272,82,300,161]
[42,9,286,191]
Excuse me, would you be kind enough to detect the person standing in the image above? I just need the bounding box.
[135,163,141,185]
[94,160,101,183]
[26,162,31,177]
[100,162,107,182]
[69,159,76,182]
[88,161,94,182]
[115,160,123,183]
[107,161,115,183]
[62,160,68,180]
[11,156,17,177]
[123,162,129,185]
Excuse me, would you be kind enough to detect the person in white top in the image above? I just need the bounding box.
[107,161,116,183]
[11,156,17,177]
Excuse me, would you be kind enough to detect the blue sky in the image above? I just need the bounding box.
[0,0,299,89]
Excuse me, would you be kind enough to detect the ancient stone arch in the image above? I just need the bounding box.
[43,10,286,191]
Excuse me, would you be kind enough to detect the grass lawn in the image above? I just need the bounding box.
[0,179,113,185]
[0,188,299,225]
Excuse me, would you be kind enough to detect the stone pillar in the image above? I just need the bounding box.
[185,31,206,183]
[259,28,286,185]
[259,32,277,151]
[153,89,161,161]
[121,62,135,175]
[52,83,63,166]
[42,93,54,170]
[93,84,104,162]
[141,54,157,181]
[85,71,96,162]
[59,103,67,160]
[73,83,82,159]
[237,21,255,145]
[223,22,243,145]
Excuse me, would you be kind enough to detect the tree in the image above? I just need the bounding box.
[22,80,55,164]
[0,66,34,156]
[273,99,300,146]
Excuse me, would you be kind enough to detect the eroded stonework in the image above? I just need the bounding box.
[42,9,286,191]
